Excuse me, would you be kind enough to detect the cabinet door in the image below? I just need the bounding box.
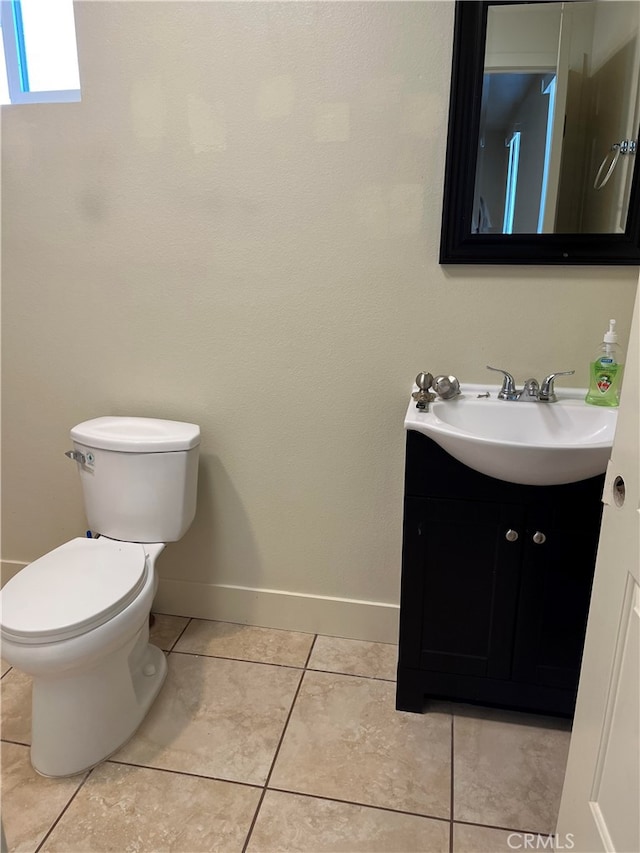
[401,497,525,679]
[511,499,602,691]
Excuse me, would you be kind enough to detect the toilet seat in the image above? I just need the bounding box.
[0,538,149,644]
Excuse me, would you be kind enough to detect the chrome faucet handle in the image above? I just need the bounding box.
[486,366,518,400]
[539,370,575,402]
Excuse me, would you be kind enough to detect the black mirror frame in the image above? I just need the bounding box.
[439,0,640,265]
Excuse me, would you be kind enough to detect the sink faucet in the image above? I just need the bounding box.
[487,366,575,402]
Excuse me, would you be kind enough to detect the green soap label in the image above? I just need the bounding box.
[592,359,619,394]
[596,373,613,393]
[587,359,623,406]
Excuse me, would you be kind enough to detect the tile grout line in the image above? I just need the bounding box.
[452,818,559,837]
[34,766,95,852]
[166,614,318,640]
[168,648,307,671]
[165,615,193,653]
[240,635,316,853]
[303,633,318,669]
[265,785,452,825]
[105,757,263,790]
[165,647,396,682]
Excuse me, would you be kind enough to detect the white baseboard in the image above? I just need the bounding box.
[154,578,400,644]
[0,560,400,644]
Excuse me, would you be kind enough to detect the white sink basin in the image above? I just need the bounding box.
[405,383,617,486]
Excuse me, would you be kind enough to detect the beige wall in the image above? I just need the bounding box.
[2,1,637,641]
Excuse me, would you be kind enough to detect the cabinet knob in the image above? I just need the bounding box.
[532,531,547,544]
[505,529,519,542]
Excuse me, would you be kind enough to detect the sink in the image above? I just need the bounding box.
[405,383,617,486]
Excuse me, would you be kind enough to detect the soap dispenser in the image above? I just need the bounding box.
[585,319,624,407]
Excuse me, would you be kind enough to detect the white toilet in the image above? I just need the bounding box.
[0,416,200,777]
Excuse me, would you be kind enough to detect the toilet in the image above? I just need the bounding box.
[0,416,200,777]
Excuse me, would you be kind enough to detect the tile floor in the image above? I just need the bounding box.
[1,615,572,852]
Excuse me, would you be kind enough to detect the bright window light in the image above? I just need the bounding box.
[1,0,80,105]
[503,131,521,235]
[537,76,557,234]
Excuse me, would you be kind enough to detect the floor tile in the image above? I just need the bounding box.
[0,617,573,852]
[149,613,190,651]
[247,789,450,852]
[270,670,452,818]
[41,761,261,852]
[1,658,11,677]
[1,741,86,853]
[454,708,571,833]
[174,618,314,667]
[114,652,302,785]
[453,822,520,852]
[308,635,397,681]
[0,668,32,744]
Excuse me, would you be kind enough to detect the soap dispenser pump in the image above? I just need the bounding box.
[585,319,624,407]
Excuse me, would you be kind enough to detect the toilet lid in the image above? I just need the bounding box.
[0,538,149,643]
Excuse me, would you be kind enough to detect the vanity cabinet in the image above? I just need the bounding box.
[396,430,604,717]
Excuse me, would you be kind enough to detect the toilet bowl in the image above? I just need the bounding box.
[0,415,200,777]
[1,537,167,777]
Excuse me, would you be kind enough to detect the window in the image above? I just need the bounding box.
[0,0,80,105]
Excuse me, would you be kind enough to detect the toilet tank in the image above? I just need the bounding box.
[69,417,200,543]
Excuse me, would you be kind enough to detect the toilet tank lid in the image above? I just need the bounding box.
[71,417,200,452]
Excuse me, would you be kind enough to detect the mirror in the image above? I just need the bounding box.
[440,1,640,264]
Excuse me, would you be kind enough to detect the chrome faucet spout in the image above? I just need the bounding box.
[519,378,540,401]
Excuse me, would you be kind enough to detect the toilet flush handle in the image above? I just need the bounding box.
[65,449,86,464]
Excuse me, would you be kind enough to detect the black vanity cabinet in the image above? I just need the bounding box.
[396,430,604,717]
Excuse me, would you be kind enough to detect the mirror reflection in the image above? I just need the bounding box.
[473,1,640,236]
